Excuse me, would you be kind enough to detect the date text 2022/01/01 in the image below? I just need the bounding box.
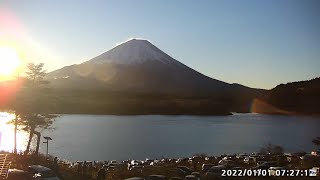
[221,169,317,177]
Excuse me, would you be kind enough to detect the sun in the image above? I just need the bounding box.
[0,47,21,77]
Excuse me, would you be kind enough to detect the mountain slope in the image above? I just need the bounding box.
[259,77,320,115]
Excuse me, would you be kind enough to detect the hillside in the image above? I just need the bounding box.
[259,77,320,115]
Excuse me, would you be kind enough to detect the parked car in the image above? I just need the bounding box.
[28,165,60,180]
[204,156,217,162]
[285,154,300,163]
[222,156,236,161]
[110,160,117,164]
[176,166,193,175]
[6,169,32,180]
[129,165,144,173]
[190,172,200,179]
[253,161,277,170]
[184,175,197,180]
[147,175,167,180]
[169,177,182,180]
[175,158,189,165]
[243,157,255,165]
[256,161,267,166]
[232,167,244,170]
[168,168,188,178]
[125,178,145,180]
[218,159,235,167]
[201,164,215,173]
[205,165,227,179]
[269,167,287,176]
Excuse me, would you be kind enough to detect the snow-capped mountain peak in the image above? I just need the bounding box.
[85,39,179,65]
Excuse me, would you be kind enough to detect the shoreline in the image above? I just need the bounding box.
[52,112,320,118]
[53,112,233,116]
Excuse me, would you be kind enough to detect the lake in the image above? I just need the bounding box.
[1,113,320,162]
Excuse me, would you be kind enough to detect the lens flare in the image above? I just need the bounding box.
[250,99,291,115]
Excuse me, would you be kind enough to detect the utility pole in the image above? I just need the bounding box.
[13,114,17,154]
[13,73,20,154]
[43,136,52,157]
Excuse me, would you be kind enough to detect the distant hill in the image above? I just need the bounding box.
[259,77,320,115]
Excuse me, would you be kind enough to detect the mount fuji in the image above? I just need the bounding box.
[45,39,265,114]
[47,39,244,95]
[46,39,265,115]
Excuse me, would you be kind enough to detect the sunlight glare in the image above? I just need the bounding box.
[0,112,28,152]
[0,47,21,77]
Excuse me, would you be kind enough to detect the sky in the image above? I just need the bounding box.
[0,0,319,89]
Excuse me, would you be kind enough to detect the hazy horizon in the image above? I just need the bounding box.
[1,0,320,89]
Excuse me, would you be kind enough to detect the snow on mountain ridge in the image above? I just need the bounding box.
[85,39,180,65]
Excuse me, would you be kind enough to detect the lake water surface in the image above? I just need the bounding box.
[1,113,320,161]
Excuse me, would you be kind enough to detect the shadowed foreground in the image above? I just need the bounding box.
[2,151,319,179]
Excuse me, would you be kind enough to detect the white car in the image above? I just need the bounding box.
[243,157,255,165]
[269,167,287,176]
[28,165,60,180]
